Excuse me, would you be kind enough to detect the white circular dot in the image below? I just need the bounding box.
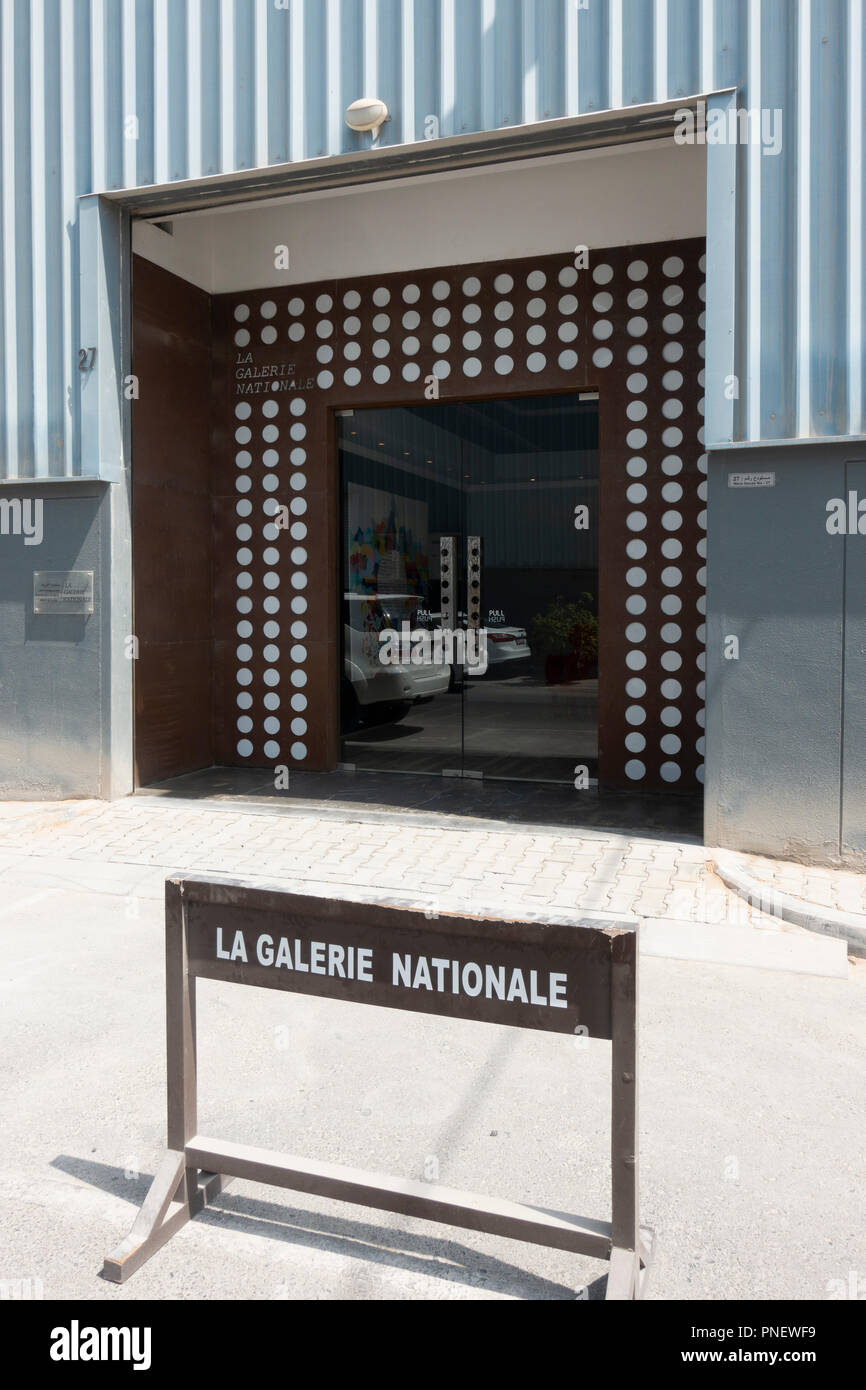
[627,484,647,505]
[625,760,646,781]
[431,362,449,380]
[432,334,450,353]
[627,430,647,450]
[627,345,648,366]
[627,401,648,422]
[237,740,254,758]
[403,284,421,304]
[626,651,647,671]
[662,567,683,588]
[373,365,391,384]
[559,266,579,287]
[664,314,684,335]
[234,329,250,348]
[463,330,482,351]
[527,324,547,346]
[626,706,647,726]
[626,679,647,699]
[344,368,362,387]
[403,362,421,382]
[626,624,646,644]
[627,458,647,478]
[527,297,547,319]
[402,336,421,356]
[373,287,391,307]
[593,264,614,285]
[627,317,648,337]
[463,275,481,297]
[663,285,684,307]
[628,260,648,281]
[593,319,613,340]
[234,304,250,323]
[627,568,647,588]
[559,350,579,370]
[344,315,362,336]
[494,274,513,295]
[626,595,646,615]
[661,763,682,784]
[662,595,682,616]
[373,339,390,358]
[627,288,649,310]
[289,323,305,343]
[661,624,682,644]
[625,734,646,755]
[433,307,451,328]
[495,356,514,375]
[662,539,683,560]
[559,294,579,315]
[527,353,547,373]
[432,281,450,301]
[663,342,684,363]
[261,325,277,345]
[317,371,334,389]
[593,348,613,369]
[663,256,685,277]
[343,289,361,311]
[662,511,684,533]
[627,373,647,394]
[627,540,647,560]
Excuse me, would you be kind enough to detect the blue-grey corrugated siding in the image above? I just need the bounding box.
[0,0,863,477]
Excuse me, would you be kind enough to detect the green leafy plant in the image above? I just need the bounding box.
[530,594,599,665]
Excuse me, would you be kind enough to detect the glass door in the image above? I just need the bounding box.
[338,394,599,784]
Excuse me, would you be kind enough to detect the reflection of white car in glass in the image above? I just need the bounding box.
[485,621,531,668]
[343,595,452,728]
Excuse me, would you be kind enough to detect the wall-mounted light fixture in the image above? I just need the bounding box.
[345,98,389,135]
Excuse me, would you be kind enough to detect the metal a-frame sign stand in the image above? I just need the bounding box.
[104,877,654,1299]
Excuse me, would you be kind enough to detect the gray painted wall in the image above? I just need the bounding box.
[0,484,110,799]
[705,443,866,867]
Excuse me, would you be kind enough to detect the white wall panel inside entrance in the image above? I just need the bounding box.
[133,140,706,294]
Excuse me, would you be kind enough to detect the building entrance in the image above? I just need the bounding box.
[339,394,599,784]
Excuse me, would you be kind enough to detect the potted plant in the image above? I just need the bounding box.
[530,594,599,685]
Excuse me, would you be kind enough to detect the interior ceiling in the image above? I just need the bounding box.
[402,395,600,454]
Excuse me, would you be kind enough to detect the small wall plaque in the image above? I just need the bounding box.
[34,571,94,616]
[728,471,776,489]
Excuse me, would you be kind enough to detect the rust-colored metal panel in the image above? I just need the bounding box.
[210,239,705,792]
[132,255,214,787]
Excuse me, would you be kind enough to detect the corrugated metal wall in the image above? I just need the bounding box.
[0,0,864,479]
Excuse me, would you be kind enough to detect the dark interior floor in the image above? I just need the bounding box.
[135,766,704,844]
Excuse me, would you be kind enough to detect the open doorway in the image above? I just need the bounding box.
[339,394,599,784]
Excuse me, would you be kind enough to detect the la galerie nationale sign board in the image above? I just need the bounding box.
[185,886,626,1040]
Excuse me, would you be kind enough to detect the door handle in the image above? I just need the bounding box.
[467,536,482,631]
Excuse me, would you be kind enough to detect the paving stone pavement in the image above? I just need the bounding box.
[0,797,796,930]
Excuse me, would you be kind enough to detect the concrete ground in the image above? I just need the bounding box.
[1,794,864,1301]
